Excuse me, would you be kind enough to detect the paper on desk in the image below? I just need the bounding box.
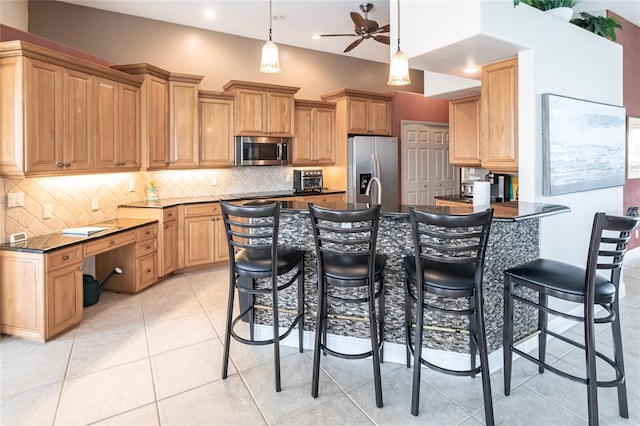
[62,226,108,236]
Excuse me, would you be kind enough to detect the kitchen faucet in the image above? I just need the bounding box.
[365,177,382,204]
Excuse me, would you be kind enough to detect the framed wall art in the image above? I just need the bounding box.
[627,117,640,180]
[542,93,626,195]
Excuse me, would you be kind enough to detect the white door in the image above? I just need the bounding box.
[402,121,458,205]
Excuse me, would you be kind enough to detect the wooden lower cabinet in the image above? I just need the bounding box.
[182,203,229,268]
[0,245,83,342]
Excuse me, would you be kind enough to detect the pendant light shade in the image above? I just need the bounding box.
[388,0,410,86]
[260,0,281,74]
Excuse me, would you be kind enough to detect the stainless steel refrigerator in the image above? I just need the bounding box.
[347,136,398,205]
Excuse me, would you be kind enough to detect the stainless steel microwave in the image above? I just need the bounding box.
[234,136,291,166]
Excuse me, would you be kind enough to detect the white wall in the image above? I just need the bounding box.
[404,0,624,266]
[0,0,28,30]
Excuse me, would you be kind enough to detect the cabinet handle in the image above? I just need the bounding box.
[145,230,151,235]
[146,245,151,249]
[65,163,71,167]
[57,162,65,168]
[110,240,116,245]
[146,268,152,273]
[168,213,173,217]
[163,225,168,229]
[62,255,69,260]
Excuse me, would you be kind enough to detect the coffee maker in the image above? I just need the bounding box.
[487,173,511,202]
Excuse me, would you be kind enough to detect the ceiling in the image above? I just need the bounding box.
[54,0,639,77]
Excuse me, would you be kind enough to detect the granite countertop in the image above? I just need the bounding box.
[271,200,570,222]
[118,188,346,208]
[1,218,158,253]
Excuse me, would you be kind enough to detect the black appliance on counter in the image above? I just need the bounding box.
[293,169,323,192]
[488,173,511,202]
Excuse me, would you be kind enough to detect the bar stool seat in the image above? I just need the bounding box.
[323,252,386,283]
[235,247,305,274]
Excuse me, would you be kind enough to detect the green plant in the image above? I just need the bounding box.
[513,0,579,10]
[571,12,622,41]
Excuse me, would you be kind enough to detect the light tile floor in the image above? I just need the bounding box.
[1,258,639,425]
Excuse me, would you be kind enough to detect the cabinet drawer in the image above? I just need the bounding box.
[84,231,136,256]
[184,203,220,217]
[47,246,83,271]
[136,239,158,257]
[136,224,157,241]
[163,207,178,221]
[137,252,157,290]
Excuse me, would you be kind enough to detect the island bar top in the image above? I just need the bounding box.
[269,200,570,222]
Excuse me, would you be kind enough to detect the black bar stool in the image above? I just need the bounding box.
[404,207,494,424]
[504,212,639,425]
[220,200,305,392]
[308,203,386,408]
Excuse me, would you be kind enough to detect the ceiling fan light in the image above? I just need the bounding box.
[259,39,281,74]
[388,49,410,86]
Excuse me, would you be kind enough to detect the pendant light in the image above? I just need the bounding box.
[259,0,281,74]
[387,0,410,86]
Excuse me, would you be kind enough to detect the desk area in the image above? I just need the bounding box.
[0,218,158,341]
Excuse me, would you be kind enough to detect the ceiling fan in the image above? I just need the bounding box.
[316,3,391,53]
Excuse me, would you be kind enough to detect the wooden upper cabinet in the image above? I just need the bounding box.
[94,78,140,171]
[292,99,336,166]
[112,63,170,170]
[223,80,299,137]
[481,57,518,172]
[449,96,482,167]
[199,91,235,168]
[1,41,143,177]
[168,73,203,169]
[321,89,392,136]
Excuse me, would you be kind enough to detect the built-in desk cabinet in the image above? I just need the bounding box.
[199,91,235,168]
[293,100,336,166]
[0,41,142,177]
[223,80,299,137]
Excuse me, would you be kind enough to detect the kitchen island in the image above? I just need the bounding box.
[245,200,570,361]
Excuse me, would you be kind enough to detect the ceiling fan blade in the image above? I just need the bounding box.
[344,38,364,53]
[350,12,367,31]
[373,35,391,45]
[377,24,390,33]
[317,33,359,38]
[365,19,379,32]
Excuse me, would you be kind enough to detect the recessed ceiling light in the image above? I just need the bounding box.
[463,66,479,74]
[312,34,321,40]
[204,8,216,19]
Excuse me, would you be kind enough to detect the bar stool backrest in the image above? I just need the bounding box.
[220,200,280,274]
[308,204,381,283]
[409,208,494,291]
[585,212,639,305]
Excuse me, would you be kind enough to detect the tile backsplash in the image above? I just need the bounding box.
[2,166,295,242]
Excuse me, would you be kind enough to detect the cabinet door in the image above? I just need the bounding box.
[235,89,265,135]
[24,59,63,174]
[146,75,170,169]
[169,80,199,168]
[62,68,94,173]
[46,262,83,338]
[369,99,391,135]
[137,252,158,291]
[449,96,481,166]
[213,215,229,262]
[313,107,336,164]
[118,83,140,169]
[292,106,313,165]
[347,97,369,134]
[161,218,179,276]
[266,92,294,136]
[200,97,235,167]
[183,216,216,267]
[95,77,119,170]
[481,57,518,172]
